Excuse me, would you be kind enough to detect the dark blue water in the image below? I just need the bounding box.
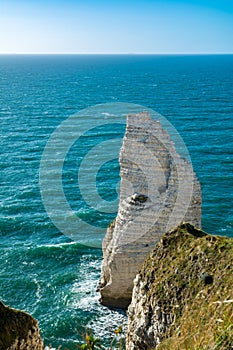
[0,55,232,348]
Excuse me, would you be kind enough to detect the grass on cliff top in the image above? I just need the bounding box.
[140,223,233,350]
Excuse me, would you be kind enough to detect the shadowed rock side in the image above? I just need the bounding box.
[99,112,202,308]
[126,223,233,350]
[0,301,43,350]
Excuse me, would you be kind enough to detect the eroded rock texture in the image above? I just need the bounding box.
[126,223,233,350]
[0,301,43,350]
[99,112,202,308]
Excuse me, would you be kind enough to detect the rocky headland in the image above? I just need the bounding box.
[1,224,232,350]
[98,111,232,349]
[1,112,232,350]
[99,112,202,308]
[126,223,233,349]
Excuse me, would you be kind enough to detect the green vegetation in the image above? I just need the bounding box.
[79,331,102,350]
[78,327,125,350]
[137,223,233,350]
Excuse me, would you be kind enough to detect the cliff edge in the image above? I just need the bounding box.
[0,301,43,350]
[99,112,202,308]
[126,223,233,350]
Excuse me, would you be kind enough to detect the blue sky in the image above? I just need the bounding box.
[0,0,233,54]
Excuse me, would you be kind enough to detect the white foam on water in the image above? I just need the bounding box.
[69,256,127,343]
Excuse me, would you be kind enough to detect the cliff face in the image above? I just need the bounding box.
[126,223,233,350]
[99,112,202,308]
[0,301,43,350]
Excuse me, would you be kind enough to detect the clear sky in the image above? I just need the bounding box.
[0,0,233,54]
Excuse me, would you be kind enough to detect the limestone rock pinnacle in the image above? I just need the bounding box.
[99,112,202,308]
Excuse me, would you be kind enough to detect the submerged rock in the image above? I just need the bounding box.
[99,112,202,308]
[0,301,43,350]
[126,223,233,350]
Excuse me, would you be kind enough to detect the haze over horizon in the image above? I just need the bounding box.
[0,0,233,54]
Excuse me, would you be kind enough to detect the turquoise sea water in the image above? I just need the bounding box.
[0,55,233,348]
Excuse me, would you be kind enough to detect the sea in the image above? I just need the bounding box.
[0,54,232,349]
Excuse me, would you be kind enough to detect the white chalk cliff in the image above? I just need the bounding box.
[99,112,202,308]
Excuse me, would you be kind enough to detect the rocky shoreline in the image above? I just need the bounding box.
[1,223,232,349]
[1,113,232,349]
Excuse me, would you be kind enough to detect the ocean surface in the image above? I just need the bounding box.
[0,54,232,348]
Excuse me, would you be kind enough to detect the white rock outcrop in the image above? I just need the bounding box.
[99,112,202,308]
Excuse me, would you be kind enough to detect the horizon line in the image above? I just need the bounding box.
[0,52,233,55]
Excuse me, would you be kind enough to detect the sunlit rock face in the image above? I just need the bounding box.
[98,112,202,308]
[126,223,233,350]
